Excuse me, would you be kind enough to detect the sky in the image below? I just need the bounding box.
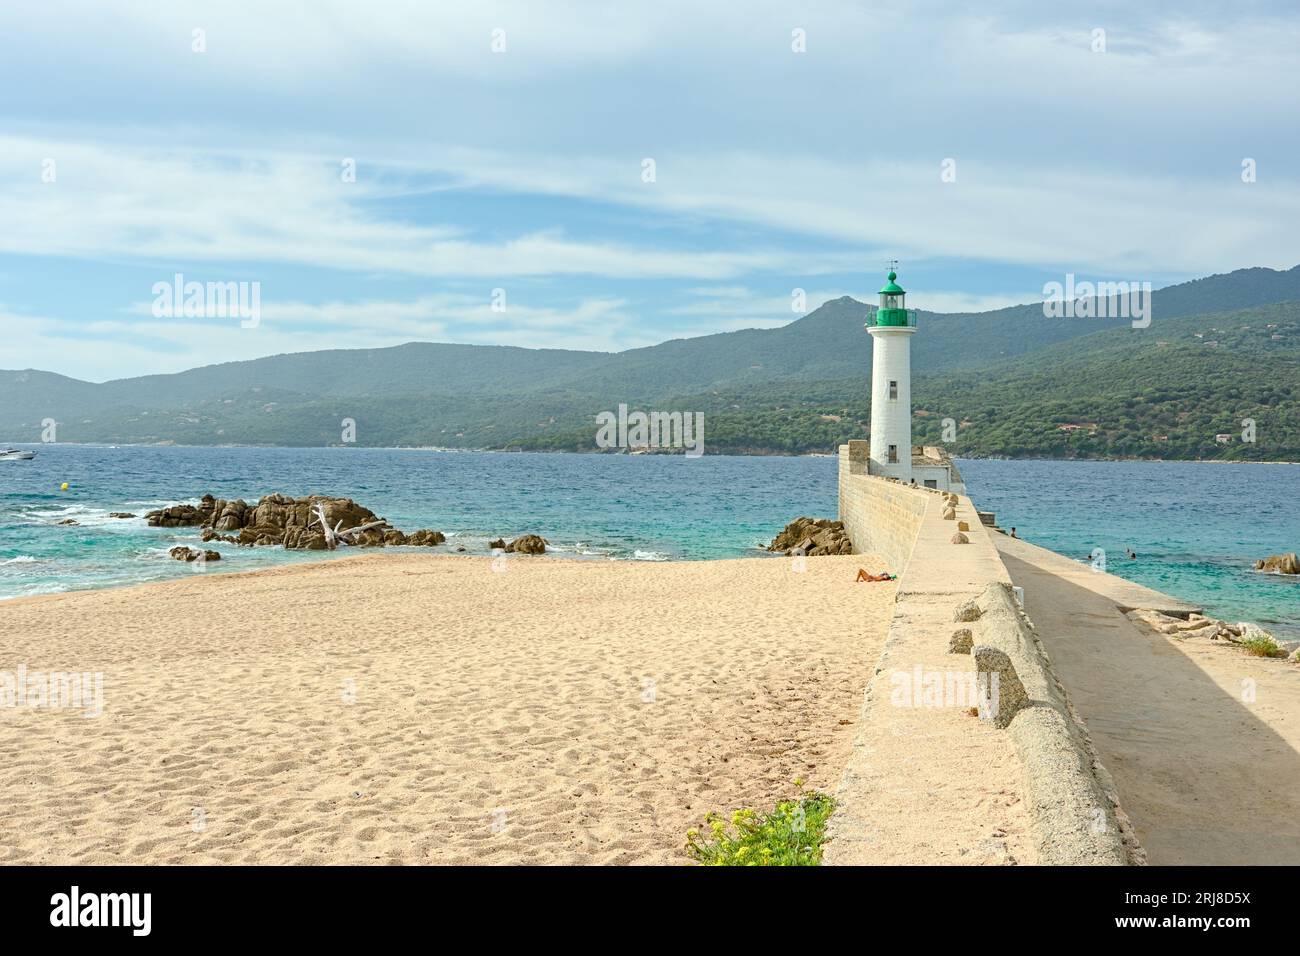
[1,0,1299,382]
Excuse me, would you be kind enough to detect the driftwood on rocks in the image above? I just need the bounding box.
[310,501,390,550]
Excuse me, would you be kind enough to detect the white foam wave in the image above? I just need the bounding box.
[0,581,68,600]
[542,541,619,558]
[17,504,151,529]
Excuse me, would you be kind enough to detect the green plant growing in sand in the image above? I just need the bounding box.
[1241,634,1288,658]
[685,781,834,866]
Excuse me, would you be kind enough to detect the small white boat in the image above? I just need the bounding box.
[0,448,36,461]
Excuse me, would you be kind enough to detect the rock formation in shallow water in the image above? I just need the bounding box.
[1124,609,1298,658]
[504,534,547,555]
[146,494,446,551]
[169,546,220,562]
[766,517,852,556]
[407,530,446,546]
[1255,552,1299,575]
[146,497,216,527]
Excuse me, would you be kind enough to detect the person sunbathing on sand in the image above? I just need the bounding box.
[856,569,896,583]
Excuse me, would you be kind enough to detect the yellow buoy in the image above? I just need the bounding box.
[60,482,69,491]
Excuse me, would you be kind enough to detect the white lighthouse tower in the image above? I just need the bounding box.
[867,268,916,483]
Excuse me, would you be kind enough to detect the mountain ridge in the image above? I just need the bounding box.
[3,265,1298,458]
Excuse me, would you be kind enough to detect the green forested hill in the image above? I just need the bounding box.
[512,302,1300,460]
[2,268,1297,459]
[909,303,1299,460]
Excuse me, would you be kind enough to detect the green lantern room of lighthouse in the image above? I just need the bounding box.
[873,270,915,327]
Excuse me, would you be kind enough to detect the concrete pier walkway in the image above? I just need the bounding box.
[995,535,1300,865]
[827,488,1039,865]
[995,535,1201,616]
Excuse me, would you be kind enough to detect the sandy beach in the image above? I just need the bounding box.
[0,552,894,865]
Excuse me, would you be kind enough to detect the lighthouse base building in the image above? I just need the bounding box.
[864,269,964,494]
[909,445,965,493]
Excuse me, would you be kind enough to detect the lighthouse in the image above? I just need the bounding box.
[866,268,917,483]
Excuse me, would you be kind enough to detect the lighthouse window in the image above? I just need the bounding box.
[889,380,898,400]
[887,444,898,464]
[882,294,900,309]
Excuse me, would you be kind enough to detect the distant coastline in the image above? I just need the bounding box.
[4,440,1298,465]
[7,442,1298,466]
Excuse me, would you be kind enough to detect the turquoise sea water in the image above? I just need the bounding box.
[1,446,1296,635]
[958,458,1299,637]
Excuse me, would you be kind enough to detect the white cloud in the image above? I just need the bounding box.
[670,287,850,318]
[3,1,1300,382]
[915,291,1043,314]
[10,132,1299,287]
[0,136,870,280]
[460,150,1300,276]
[1,294,646,381]
[4,2,1300,282]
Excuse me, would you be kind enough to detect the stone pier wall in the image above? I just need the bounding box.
[837,440,928,574]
